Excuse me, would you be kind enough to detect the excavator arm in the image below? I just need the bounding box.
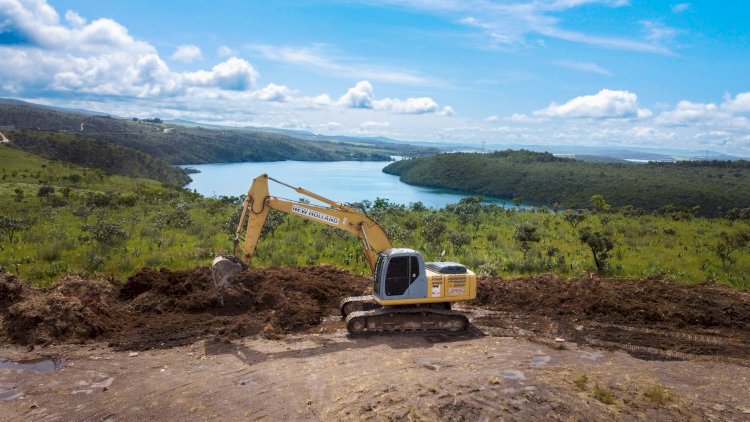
[233,174,392,272]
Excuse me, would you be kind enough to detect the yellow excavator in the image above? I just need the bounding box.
[210,173,476,334]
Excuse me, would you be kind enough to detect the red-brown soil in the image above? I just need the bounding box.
[0,266,369,350]
[472,273,750,363]
[2,269,750,364]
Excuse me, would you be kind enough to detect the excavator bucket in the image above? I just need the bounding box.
[210,255,243,304]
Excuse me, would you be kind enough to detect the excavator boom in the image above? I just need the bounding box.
[233,174,392,271]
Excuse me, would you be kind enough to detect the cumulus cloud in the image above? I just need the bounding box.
[337,80,374,108]
[533,89,651,119]
[171,44,202,63]
[335,80,453,115]
[656,100,719,125]
[0,0,264,97]
[722,92,750,113]
[182,57,258,90]
[64,10,85,27]
[252,83,292,102]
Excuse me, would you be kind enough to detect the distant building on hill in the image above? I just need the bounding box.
[0,125,15,130]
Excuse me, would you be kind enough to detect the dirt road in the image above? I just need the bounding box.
[2,268,750,420]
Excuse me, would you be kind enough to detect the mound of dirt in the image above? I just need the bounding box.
[120,265,369,331]
[1,266,370,348]
[475,274,750,330]
[4,275,125,345]
[473,274,750,362]
[0,273,26,308]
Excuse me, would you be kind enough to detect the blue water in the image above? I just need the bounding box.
[182,161,516,209]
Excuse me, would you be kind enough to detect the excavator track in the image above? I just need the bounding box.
[340,295,382,318]
[345,307,468,334]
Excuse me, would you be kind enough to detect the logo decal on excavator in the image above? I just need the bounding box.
[291,205,340,225]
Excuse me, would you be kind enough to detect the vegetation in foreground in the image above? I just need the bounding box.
[2,145,749,289]
[384,150,750,216]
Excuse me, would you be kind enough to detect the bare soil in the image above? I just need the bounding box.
[1,266,369,350]
[2,268,750,420]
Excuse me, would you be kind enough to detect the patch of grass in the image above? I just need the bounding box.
[592,383,616,405]
[643,383,671,405]
[573,374,588,391]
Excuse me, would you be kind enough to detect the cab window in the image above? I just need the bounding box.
[385,256,419,296]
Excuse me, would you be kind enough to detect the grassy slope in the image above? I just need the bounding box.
[8,130,190,185]
[1,145,748,289]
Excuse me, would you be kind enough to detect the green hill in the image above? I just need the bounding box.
[383,150,750,216]
[0,101,435,164]
[6,130,190,186]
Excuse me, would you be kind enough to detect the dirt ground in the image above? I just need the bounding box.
[2,268,750,420]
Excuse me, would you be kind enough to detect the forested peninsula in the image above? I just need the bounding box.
[383,150,750,216]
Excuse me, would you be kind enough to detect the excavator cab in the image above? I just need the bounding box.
[370,248,475,307]
[374,248,427,300]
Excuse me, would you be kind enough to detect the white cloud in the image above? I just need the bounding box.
[375,97,440,114]
[183,57,258,90]
[485,115,498,122]
[64,10,85,27]
[171,44,202,63]
[337,80,374,108]
[553,60,612,76]
[360,121,391,129]
[722,92,750,113]
[252,83,292,102]
[671,3,690,13]
[507,113,543,123]
[656,100,719,125]
[375,0,673,54]
[640,21,679,44]
[217,45,235,57]
[249,43,437,85]
[534,89,651,119]
[335,80,453,115]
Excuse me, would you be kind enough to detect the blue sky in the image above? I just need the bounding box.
[1,0,749,155]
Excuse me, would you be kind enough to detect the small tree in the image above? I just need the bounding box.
[590,194,611,213]
[579,227,614,273]
[562,209,586,229]
[82,221,129,249]
[0,216,24,242]
[713,230,750,268]
[513,222,541,259]
[37,185,55,197]
[448,231,471,253]
[261,210,286,237]
[512,196,523,209]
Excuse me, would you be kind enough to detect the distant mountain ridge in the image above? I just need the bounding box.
[0,99,438,168]
[2,98,744,164]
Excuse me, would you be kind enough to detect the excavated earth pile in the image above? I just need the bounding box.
[0,266,370,350]
[473,274,750,363]
[3,269,750,364]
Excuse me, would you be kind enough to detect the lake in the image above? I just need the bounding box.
[182,160,518,209]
